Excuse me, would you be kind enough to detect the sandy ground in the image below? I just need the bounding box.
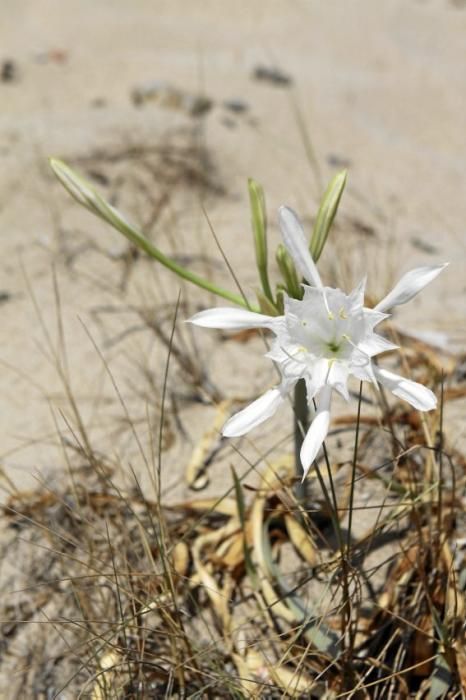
[1,0,465,501]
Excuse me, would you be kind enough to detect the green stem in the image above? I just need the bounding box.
[293,379,309,503]
[258,265,274,305]
[346,381,363,554]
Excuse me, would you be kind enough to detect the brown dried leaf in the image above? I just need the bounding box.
[91,651,124,700]
[269,663,320,697]
[411,614,434,677]
[185,400,231,489]
[171,540,190,578]
[170,496,238,517]
[192,549,231,633]
[284,514,317,566]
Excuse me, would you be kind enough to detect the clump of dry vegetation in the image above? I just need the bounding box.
[1,324,466,698]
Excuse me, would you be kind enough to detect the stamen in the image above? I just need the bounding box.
[321,289,333,319]
[342,334,370,366]
[339,307,347,320]
[324,362,332,383]
[280,344,307,362]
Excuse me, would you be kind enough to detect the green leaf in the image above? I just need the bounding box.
[275,244,302,299]
[248,178,273,303]
[231,466,258,588]
[50,158,254,309]
[256,291,280,316]
[310,170,347,262]
[260,517,339,655]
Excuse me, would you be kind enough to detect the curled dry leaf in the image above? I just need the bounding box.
[170,496,238,517]
[171,540,190,578]
[185,400,232,489]
[191,519,239,634]
[232,649,320,699]
[284,513,318,566]
[91,651,124,700]
[251,459,339,655]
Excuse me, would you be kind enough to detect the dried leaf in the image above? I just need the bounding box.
[231,465,258,585]
[171,540,189,578]
[91,651,123,700]
[185,400,231,489]
[233,649,323,699]
[284,514,317,566]
[269,663,322,698]
[171,496,238,517]
[251,464,339,655]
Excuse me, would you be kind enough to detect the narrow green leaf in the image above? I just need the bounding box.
[310,170,347,262]
[256,291,280,317]
[260,519,339,655]
[231,466,258,588]
[275,288,285,315]
[275,244,302,299]
[50,159,254,309]
[248,178,273,303]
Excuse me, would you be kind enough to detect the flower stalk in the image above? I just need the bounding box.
[293,378,309,502]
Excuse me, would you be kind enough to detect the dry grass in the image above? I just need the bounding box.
[1,302,466,698]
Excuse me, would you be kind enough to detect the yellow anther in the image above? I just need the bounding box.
[339,307,347,319]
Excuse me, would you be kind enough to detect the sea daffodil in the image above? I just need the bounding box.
[189,206,447,477]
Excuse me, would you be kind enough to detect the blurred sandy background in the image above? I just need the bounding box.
[1,0,465,501]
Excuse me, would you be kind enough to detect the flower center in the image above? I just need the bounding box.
[326,339,342,354]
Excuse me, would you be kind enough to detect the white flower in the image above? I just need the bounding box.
[189,206,447,477]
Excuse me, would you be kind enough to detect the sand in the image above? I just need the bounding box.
[1,0,465,499]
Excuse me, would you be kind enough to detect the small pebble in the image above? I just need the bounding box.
[1,60,17,83]
[252,64,292,86]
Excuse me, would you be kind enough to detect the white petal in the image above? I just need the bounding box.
[278,206,323,288]
[305,357,329,401]
[363,308,390,329]
[349,276,367,310]
[327,361,350,400]
[300,385,332,476]
[188,307,277,330]
[374,264,448,314]
[350,359,378,386]
[358,333,398,357]
[222,388,284,437]
[374,367,437,411]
